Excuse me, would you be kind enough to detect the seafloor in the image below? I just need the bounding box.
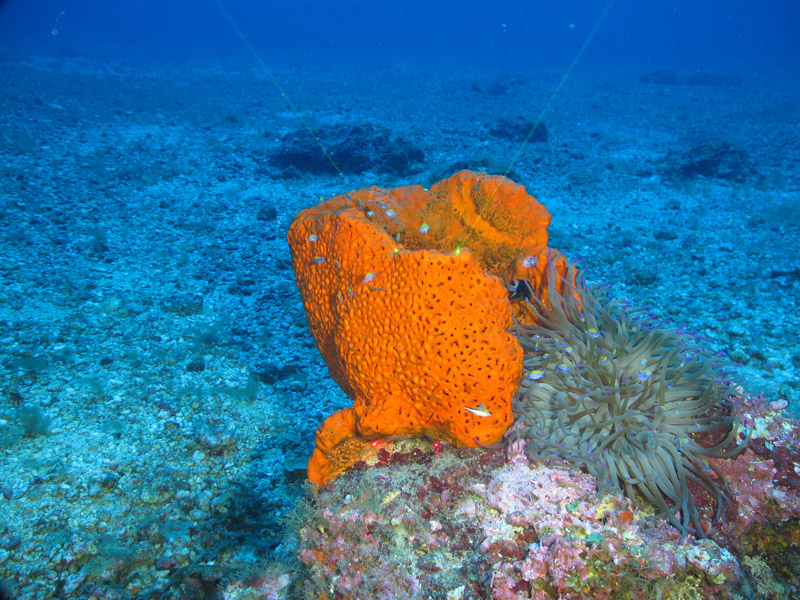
[0,51,798,599]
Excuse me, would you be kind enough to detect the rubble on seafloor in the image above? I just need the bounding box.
[224,395,800,600]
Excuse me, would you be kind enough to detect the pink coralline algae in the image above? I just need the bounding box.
[227,395,800,599]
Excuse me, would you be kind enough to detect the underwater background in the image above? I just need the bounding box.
[1,1,799,599]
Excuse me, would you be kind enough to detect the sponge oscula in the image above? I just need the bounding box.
[288,171,569,488]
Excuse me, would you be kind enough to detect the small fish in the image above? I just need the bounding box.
[508,278,534,301]
[381,490,401,505]
[586,328,601,338]
[307,234,319,242]
[527,370,545,381]
[419,223,430,234]
[363,272,376,284]
[385,209,396,217]
[637,369,653,382]
[312,256,325,263]
[366,210,375,217]
[563,345,574,353]
[464,403,492,417]
[555,363,570,372]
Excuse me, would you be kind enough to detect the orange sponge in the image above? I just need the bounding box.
[288,171,567,488]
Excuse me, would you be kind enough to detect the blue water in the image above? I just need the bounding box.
[1,0,798,71]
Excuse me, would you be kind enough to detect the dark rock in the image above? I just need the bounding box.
[162,294,203,316]
[283,455,308,483]
[769,266,800,281]
[192,418,237,453]
[228,275,256,296]
[6,390,23,407]
[472,74,529,95]
[630,268,658,286]
[13,405,50,437]
[257,205,278,221]
[186,359,205,373]
[268,124,425,177]
[489,117,548,143]
[640,69,678,85]
[687,72,743,87]
[664,141,756,183]
[653,228,678,241]
[99,473,119,490]
[256,363,299,385]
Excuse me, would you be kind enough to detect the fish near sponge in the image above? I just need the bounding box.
[288,170,568,488]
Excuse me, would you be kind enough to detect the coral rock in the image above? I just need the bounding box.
[288,171,567,488]
[236,395,800,599]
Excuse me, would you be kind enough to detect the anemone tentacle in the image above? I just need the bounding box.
[513,263,749,538]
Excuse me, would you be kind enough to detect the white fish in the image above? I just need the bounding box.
[464,403,492,417]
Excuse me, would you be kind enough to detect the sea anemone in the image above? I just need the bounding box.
[512,262,748,537]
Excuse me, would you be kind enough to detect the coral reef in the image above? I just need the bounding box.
[514,264,748,536]
[287,171,569,488]
[229,394,800,599]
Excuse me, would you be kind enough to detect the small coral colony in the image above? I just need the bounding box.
[288,170,749,536]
